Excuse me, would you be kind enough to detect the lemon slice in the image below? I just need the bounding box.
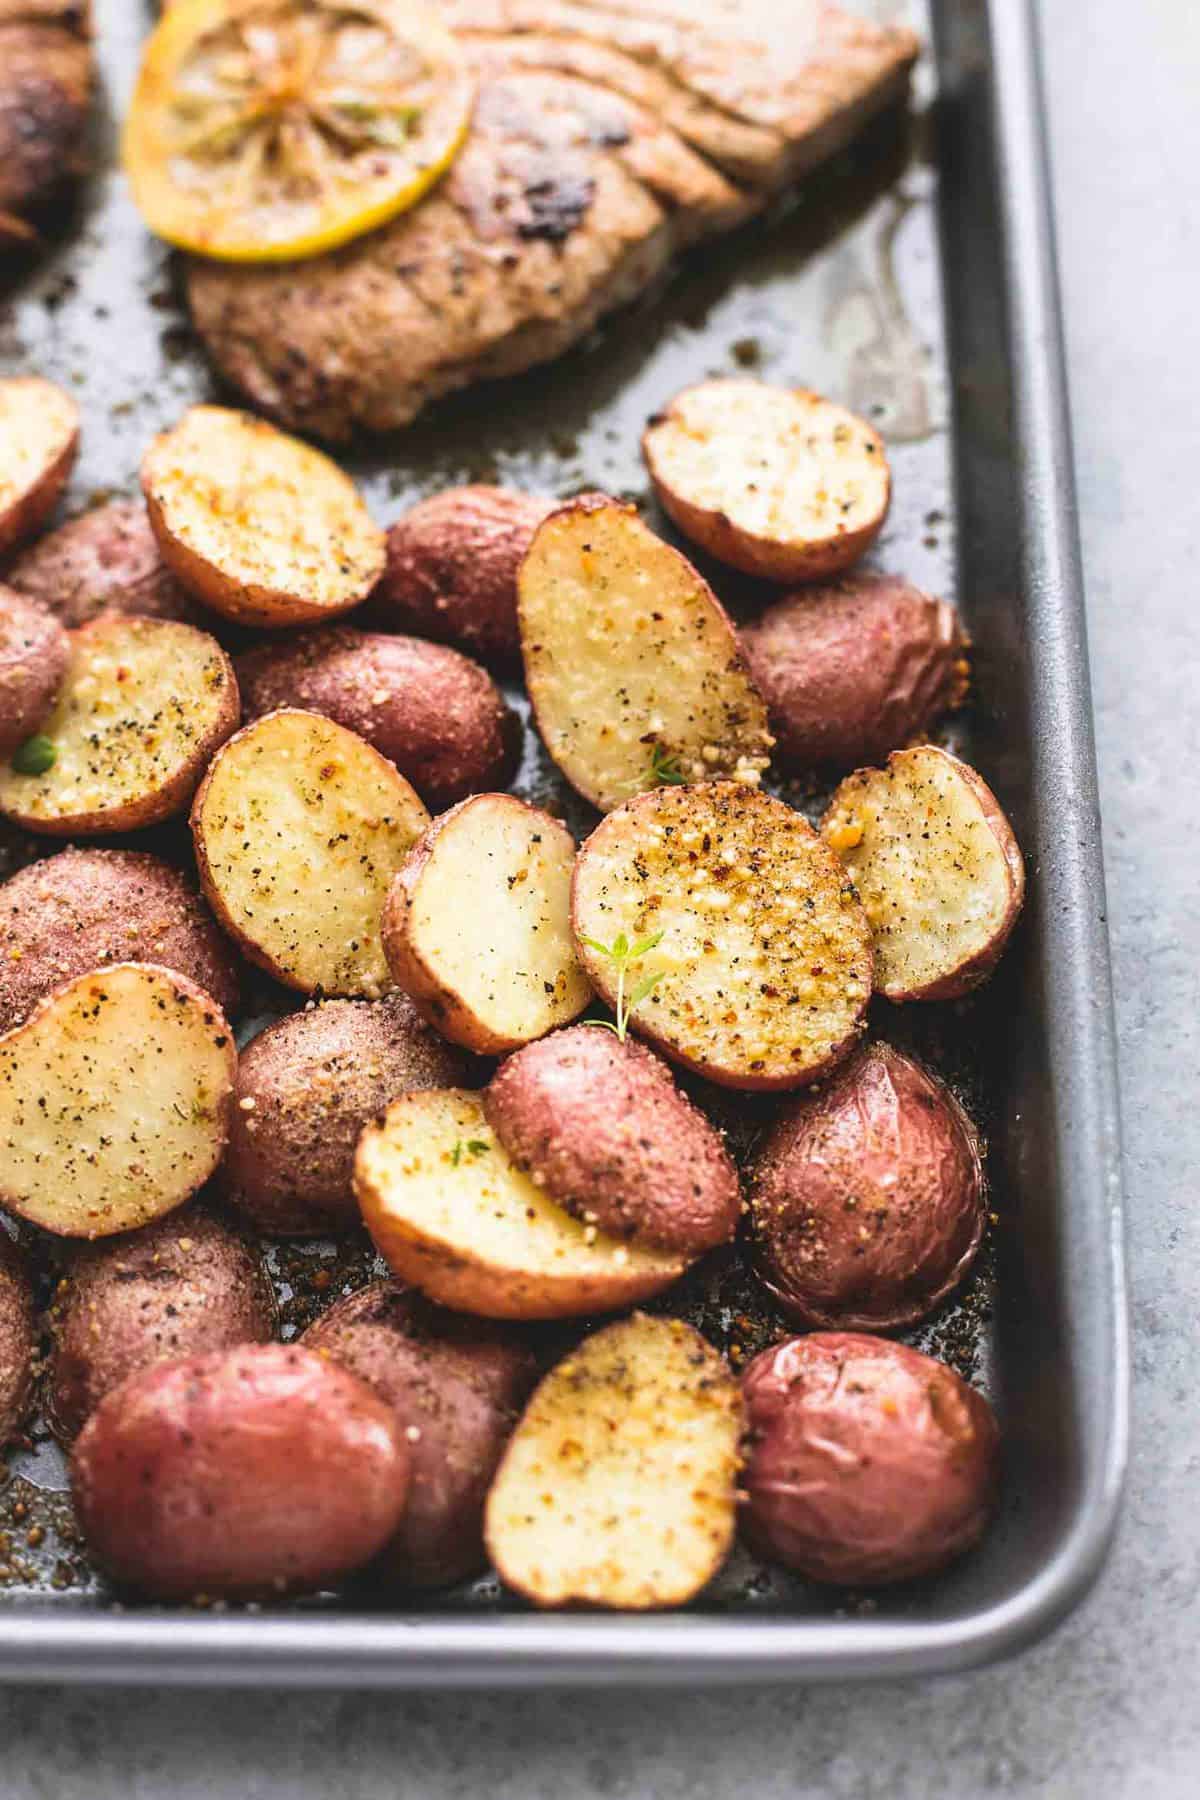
[123,0,475,262]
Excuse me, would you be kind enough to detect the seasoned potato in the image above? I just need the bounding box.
[5,498,200,627]
[225,995,473,1238]
[382,794,591,1054]
[740,573,969,770]
[0,962,236,1239]
[355,1088,686,1319]
[0,1234,34,1448]
[741,1333,999,1585]
[46,1207,276,1443]
[485,1314,743,1609]
[141,406,385,629]
[71,1343,410,1600]
[572,782,873,1090]
[0,614,239,836]
[0,583,68,756]
[303,1281,537,1588]
[821,745,1026,1001]
[643,380,890,581]
[376,486,555,665]
[191,708,430,998]
[750,1043,984,1330]
[517,495,772,813]
[0,377,79,556]
[485,1026,741,1254]
[236,628,520,813]
[0,847,239,1034]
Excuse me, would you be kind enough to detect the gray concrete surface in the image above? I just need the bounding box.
[0,1,1195,1794]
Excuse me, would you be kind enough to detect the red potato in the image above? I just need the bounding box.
[0,377,79,556]
[303,1281,536,1588]
[4,499,201,627]
[0,1234,34,1447]
[750,1043,984,1331]
[236,627,520,813]
[741,1333,999,1585]
[0,582,68,757]
[71,1344,410,1600]
[740,574,969,771]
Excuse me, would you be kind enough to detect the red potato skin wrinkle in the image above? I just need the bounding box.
[751,1044,983,1331]
[70,1344,410,1601]
[741,1333,999,1585]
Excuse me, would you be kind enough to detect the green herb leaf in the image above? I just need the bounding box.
[580,1017,622,1037]
[648,742,687,786]
[628,970,666,1008]
[11,734,56,776]
[465,1139,489,1157]
[629,930,664,959]
[450,1140,463,1166]
[611,931,629,960]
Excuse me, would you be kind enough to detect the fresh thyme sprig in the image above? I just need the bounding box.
[647,742,687,787]
[580,929,666,1042]
[450,1138,490,1166]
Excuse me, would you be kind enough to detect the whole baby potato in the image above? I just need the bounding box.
[741,1332,999,1585]
[46,1207,277,1442]
[71,1343,411,1600]
[0,1234,34,1447]
[236,627,520,812]
[0,583,68,757]
[750,1043,983,1331]
[303,1280,537,1588]
[740,573,968,771]
[4,499,201,628]
[0,846,240,1034]
[223,995,474,1237]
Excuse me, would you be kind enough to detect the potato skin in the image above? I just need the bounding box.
[750,1044,983,1331]
[375,487,555,665]
[236,628,520,812]
[0,583,68,756]
[71,1343,410,1601]
[0,847,240,1034]
[740,575,968,771]
[741,1333,999,1585]
[303,1281,536,1588]
[484,1026,741,1254]
[224,996,474,1238]
[5,500,201,628]
[0,1234,34,1447]
[45,1207,277,1443]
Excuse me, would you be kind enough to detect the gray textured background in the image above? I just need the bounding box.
[0,0,1195,1794]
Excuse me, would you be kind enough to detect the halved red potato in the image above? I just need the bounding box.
[191,709,429,999]
[0,615,239,836]
[382,794,591,1054]
[571,782,873,1090]
[141,405,385,628]
[642,379,891,582]
[0,377,79,556]
[821,745,1025,1001]
[485,1314,743,1609]
[517,495,772,813]
[0,584,69,757]
[0,962,236,1239]
[354,1088,686,1320]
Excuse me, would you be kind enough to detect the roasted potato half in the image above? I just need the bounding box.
[191,708,430,998]
[0,583,68,758]
[821,745,1026,1001]
[517,495,771,813]
[46,1207,277,1443]
[355,1089,686,1320]
[0,1234,35,1448]
[643,379,890,582]
[5,498,201,628]
[485,1314,743,1610]
[0,962,236,1239]
[141,406,385,629]
[572,782,873,1090]
[382,794,591,1054]
[376,486,555,665]
[0,846,240,1035]
[0,614,239,836]
[236,628,520,813]
[0,377,79,556]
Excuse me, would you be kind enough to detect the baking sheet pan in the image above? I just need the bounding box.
[0,0,1128,1682]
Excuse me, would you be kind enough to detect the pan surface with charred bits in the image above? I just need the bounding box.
[185,2,919,436]
[0,0,92,245]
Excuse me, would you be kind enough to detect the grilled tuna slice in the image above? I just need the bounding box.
[0,0,93,245]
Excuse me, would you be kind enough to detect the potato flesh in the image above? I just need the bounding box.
[406,799,590,1043]
[485,1314,742,1608]
[823,749,1015,996]
[0,964,234,1239]
[0,378,76,534]
[518,500,771,813]
[0,617,235,830]
[573,783,873,1087]
[193,709,428,997]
